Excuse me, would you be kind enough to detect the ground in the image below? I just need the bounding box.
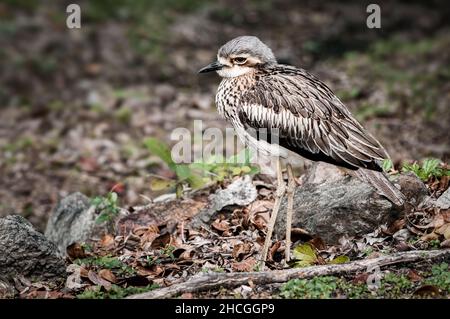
[0,0,449,299]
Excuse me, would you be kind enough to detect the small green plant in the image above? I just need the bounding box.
[425,263,450,292]
[402,158,449,181]
[160,245,176,261]
[144,138,259,197]
[74,256,135,276]
[382,159,394,173]
[77,283,158,299]
[144,137,205,197]
[190,148,260,182]
[379,273,413,296]
[280,276,338,299]
[92,192,120,223]
[291,243,349,267]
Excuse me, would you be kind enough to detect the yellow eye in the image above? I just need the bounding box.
[234,57,247,64]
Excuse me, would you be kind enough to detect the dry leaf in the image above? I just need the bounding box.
[420,232,439,241]
[268,241,281,261]
[440,239,450,248]
[353,273,369,284]
[232,243,252,260]
[66,243,86,260]
[309,237,326,250]
[87,271,112,291]
[180,292,193,299]
[435,223,450,239]
[211,219,230,232]
[140,225,160,247]
[232,257,256,272]
[407,269,423,282]
[65,264,88,290]
[151,233,173,249]
[413,285,441,298]
[99,269,117,283]
[99,234,115,249]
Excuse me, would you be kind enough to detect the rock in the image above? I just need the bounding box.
[436,187,450,209]
[0,280,15,298]
[0,215,66,284]
[274,163,411,244]
[45,192,97,255]
[190,175,258,228]
[393,229,413,242]
[392,172,429,205]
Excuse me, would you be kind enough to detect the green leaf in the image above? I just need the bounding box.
[382,159,393,172]
[143,138,175,170]
[292,243,318,267]
[187,174,206,189]
[109,192,118,203]
[96,212,110,224]
[150,178,176,191]
[175,164,191,180]
[329,255,350,264]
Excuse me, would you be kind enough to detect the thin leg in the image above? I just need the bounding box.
[285,163,296,263]
[259,158,286,269]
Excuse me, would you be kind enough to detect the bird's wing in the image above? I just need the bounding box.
[238,64,389,170]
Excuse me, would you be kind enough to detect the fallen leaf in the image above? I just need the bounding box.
[309,237,326,250]
[420,232,439,241]
[384,219,406,235]
[413,285,441,298]
[441,239,450,248]
[151,233,173,249]
[435,223,450,239]
[268,241,281,262]
[292,243,318,267]
[88,271,112,291]
[150,178,176,191]
[140,225,160,248]
[232,257,256,272]
[329,255,350,264]
[65,264,88,290]
[180,292,193,299]
[211,219,230,232]
[66,243,86,260]
[99,234,115,249]
[99,269,117,283]
[232,243,252,260]
[407,269,423,282]
[353,273,369,284]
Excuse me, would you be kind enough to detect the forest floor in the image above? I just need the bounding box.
[0,1,449,298]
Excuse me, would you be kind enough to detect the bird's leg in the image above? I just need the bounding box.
[260,158,285,269]
[285,163,296,263]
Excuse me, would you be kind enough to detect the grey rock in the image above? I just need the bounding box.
[191,175,258,227]
[436,187,450,209]
[393,229,412,242]
[392,172,429,205]
[45,192,97,255]
[0,280,15,298]
[274,163,406,244]
[0,215,66,283]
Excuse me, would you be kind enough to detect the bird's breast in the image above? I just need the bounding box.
[216,75,255,121]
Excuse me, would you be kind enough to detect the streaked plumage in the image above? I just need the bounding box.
[200,35,405,206]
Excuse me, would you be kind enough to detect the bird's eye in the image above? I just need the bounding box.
[233,57,247,64]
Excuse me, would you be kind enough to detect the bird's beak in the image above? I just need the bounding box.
[198,61,224,74]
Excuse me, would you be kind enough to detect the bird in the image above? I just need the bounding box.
[198,35,406,268]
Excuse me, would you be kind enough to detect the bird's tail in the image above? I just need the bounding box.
[354,169,406,206]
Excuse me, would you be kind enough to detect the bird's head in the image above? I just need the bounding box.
[198,36,276,78]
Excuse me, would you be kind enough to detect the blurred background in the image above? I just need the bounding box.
[0,0,449,230]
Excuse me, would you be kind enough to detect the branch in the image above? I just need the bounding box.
[127,249,450,299]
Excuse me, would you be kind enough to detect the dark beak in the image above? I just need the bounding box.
[198,61,223,74]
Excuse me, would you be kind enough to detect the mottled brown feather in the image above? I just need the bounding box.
[238,64,389,171]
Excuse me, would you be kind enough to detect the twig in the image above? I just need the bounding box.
[127,249,450,299]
